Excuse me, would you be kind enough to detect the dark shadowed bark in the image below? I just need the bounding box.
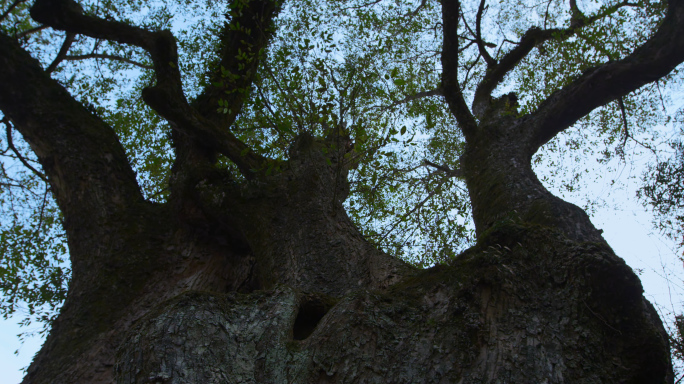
[0,0,683,382]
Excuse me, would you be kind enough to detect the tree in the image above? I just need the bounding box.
[641,134,684,255]
[0,0,683,382]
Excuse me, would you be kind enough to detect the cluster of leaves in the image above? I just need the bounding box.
[640,114,684,256]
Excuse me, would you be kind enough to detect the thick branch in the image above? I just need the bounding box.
[30,0,268,177]
[440,0,477,138]
[569,0,585,27]
[142,86,267,176]
[472,26,548,115]
[529,0,684,153]
[192,0,283,128]
[0,31,142,221]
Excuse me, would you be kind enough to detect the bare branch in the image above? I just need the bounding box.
[460,14,496,49]
[1,117,48,183]
[423,159,463,178]
[405,0,428,19]
[16,24,48,38]
[64,53,153,70]
[475,0,496,66]
[340,0,383,11]
[543,0,553,29]
[45,32,75,74]
[440,0,477,138]
[375,87,443,112]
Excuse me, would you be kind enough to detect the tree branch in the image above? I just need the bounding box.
[475,0,495,66]
[528,0,684,154]
[423,159,463,178]
[375,87,443,112]
[15,24,48,38]
[45,32,75,74]
[440,0,477,138]
[192,0,283,129]
[64,53,153,70]
[405,0,428,19]
[0,31,142,220]
[471,0,644,117]
[1,117,48,183]
[617,96,629,149]
[29,0,270,178]
[569,0,585,28]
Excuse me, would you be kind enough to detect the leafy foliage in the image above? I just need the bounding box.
[0,120,69,335]
[640,115,684,256]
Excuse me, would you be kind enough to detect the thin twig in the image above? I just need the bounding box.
[423,159,463,178]
[16,24,48,38]
[35,186,50,235]
[476,0,496,66]
[2,118,49,183]
[262,63,307,130]
[45,33,76,74]
[375,88,443,112]
[404,0,428,20]
[64,53,153,70]
[378,187,439,243]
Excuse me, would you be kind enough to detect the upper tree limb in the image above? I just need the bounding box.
[440,0,478,139]
[29,0,269,177]
[471,1,644,117]
[0,31,142,224]
[527,0,684,155]
[192,0,283,128]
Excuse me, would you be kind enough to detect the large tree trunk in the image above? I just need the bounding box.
[3,38,672,383]
[114,226,671,383]
[1,0,679,381]
[23,129,673,383]
[461,100,606,244]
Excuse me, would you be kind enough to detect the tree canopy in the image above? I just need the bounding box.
[1,0,683,376]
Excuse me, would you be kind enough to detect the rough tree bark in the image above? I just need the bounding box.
[0,0,683,382]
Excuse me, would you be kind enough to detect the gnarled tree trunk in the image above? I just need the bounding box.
[1,0,683,382]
